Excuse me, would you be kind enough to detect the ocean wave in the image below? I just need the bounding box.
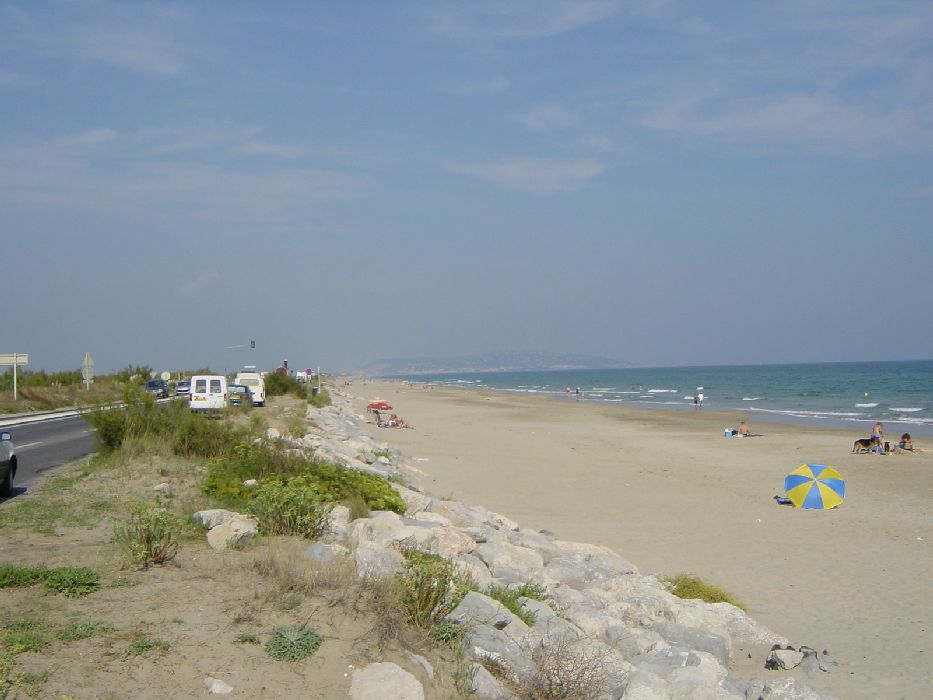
[748,407,864,418]
[742,397,760,401]
[592,387,616,391]
[646,389,679,393]
[892,416,933,426]
[891,407,924,412]
[855,403,878,408]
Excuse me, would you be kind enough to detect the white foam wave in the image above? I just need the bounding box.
[742,397,760,401]
[647,389,678,393]
[855,403,878,408]
[749,407,864,418]
[893,416,933,425]
[592,387,616,391]
[891,407,923,412]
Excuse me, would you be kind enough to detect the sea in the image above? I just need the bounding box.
[392,360,933,438]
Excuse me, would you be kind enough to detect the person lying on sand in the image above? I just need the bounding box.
[896,433,923,452]
[385,414,414,429]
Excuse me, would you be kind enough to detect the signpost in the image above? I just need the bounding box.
[82,353,95,392]
[0,353,29,401]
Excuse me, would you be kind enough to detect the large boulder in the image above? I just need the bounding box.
[206,516,258,551]
[354,541,404,579]
[349,662,424,700]
[474,541,545,582]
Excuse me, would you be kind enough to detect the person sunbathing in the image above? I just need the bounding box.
[739,420,751,437]
[897,433,923,452]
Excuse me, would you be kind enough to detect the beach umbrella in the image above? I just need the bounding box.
[784,464,846,509]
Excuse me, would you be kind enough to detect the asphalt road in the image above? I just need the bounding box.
[1,416,96,500]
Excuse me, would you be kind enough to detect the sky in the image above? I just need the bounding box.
[2,1,932,375]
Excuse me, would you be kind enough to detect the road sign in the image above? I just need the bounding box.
[0,354,28,365]
[1,352,28,401]
[82,353,95,391]
[160,371,170,381]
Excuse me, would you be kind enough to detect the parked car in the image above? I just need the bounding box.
[234,367,265,407]
[189,375,227,412]
[145,379,169,399]
[0,431,16,497]
[174,379,191,398]
[227,384,253,407]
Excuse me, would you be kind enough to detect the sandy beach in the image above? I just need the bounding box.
[348,379,932,700]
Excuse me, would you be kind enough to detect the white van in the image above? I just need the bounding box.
[189,375,228,412]
[234,367,265,407]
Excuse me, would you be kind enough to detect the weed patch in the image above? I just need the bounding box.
[114,501,181,568]
[56,620,114,642]
[122,634,169,659]
[397,551,473,629]
[483,582,551,626]
[43,566,99,598]
[662,573,746,610]
[265,625,322,662]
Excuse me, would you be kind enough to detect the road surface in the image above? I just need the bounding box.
[1,415,96,500]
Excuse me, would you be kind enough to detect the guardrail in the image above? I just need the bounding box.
[0,398,172,429]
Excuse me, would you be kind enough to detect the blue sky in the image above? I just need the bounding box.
[3,1,932,374]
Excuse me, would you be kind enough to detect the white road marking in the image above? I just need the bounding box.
[16,441,42,449]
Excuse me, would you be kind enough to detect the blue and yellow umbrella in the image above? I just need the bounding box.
[784,464,846,509]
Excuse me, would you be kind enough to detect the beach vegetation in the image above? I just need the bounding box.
[483,582,551,626]
[56,620,114,642]
[202,443,405,514]
[343,494,371,521]
[265,624,322,662]
[245,478,333,539]
[122,633,169,659]
[516,634,615,700]
[396,551,474,630]
[114,501,181,568]
[0,564,99,598]
[662,573,746,610]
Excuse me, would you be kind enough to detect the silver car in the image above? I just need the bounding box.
[0,431,16,497]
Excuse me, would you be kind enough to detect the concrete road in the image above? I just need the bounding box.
[1,416,96,499]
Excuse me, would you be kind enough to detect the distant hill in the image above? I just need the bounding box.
[355,351,633,377]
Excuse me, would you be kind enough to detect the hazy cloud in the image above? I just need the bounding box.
[439,75,510,96]
[430,0,620,41]
[451,156,606,194]
[517,103,577,131]
[179,271,220,296]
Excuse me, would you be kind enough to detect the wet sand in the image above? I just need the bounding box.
[348,379,933,699]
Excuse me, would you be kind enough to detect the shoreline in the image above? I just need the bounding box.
[346,377,933,699]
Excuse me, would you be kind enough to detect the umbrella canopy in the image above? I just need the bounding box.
[784,464,846,509]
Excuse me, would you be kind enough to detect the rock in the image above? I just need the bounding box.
[633,646,702,678]
[326,505,351,543]
[349,662,424,700]
[405,651,434,680]
[204,676,233,695]
[206,516,258,551]
[765,647,804,671]
[474,541,545,581]
[469,663,514,699]
[507,528,564,563]
[487,510,520,532]
[652,621,731,666]
[432,525,477,556]
[306,542,348,564]
[242,478,259,488]
[393,485,434,514]
[464,625,536,681]
[349,511,437,552]
[447,591,514,630]
[152,482,172,494]
[517,596,556,624]
[452,554,494,589]
[192,509,237,529]
[816,650,837,673]
[354,541,404,579]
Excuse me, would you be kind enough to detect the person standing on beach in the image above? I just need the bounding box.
[698,393,704,409]
[693,394,699,410]
[871,421,885,453]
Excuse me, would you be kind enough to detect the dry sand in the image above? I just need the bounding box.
[350,380,933,700]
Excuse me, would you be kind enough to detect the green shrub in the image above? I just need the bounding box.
[483,582,550,626]
[397,551,473,629]
[43,567,99,598]
[307,388,331,408]
[662,573,746,610]
[265,625,322,661]
[0,615,49,655]
[114,502,180,568]
[246,479,333,539]
[0,564,48,589]
[56,621,114,642]
[431,620,464,647]
[201,443,406,514]
[343,494,370,521]
[122,634,169,659]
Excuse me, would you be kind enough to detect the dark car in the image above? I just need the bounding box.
[227,384,253,407]
[144,379,169,399]
[174,379,191,398]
